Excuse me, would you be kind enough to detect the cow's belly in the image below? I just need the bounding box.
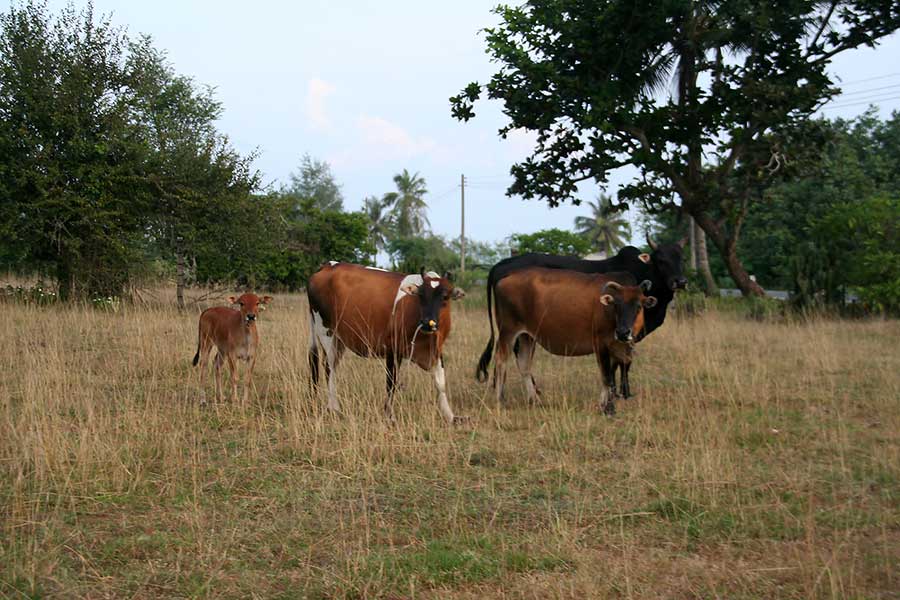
[334,325,389,358]
[534,333,595,357]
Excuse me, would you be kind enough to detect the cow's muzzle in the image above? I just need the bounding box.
[246,314,256,323]
[615,329,633,343]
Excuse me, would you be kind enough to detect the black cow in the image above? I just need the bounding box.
[477,237,687,397]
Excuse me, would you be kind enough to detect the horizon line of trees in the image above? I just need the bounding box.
[2,1,897,315]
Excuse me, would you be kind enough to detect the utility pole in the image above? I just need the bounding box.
[460,173,466,274]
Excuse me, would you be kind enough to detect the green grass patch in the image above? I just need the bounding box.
[358,535,570,594]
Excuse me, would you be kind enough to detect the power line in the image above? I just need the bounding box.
[428,185,459,201]
[836,71,900,86]
[827,90,900,105]
[835,82,900,97]
[821,95,900,110]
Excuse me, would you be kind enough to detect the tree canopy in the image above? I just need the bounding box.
[451,0,900,296]
[284,154,345,213]
[511,229,591,256]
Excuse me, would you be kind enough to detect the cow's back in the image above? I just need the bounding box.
[199,307,241,345]
[308,263,406,356]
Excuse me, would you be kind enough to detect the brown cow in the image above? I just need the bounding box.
[484,267,656,415]
[307,262,466,423]
[192,292,272,404]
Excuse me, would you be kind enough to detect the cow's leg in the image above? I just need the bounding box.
[515,334,541,404]
[197,338,213,405]
[595,349,616,415]
[384,353,401,421]
[243,355,257,405]
[308,310,321,394]
[493,331,514,405]
[324,341,344,414]
[214,351,224,403]
[621,362,632,399]
[226,354,239,402]
[432,355,460,424]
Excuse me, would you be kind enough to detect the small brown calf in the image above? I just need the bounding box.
[192,292,272,403]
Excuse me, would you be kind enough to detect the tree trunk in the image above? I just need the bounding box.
[694,220,718,296]
[688,215,698,270]
[693,213,765,297]
[56,255,73,302]
[175,238,186,310]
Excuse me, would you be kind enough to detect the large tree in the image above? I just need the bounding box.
[128,40,261,308]
[0,1,265,301]
[451,0,900,296]
[0,1,150,299]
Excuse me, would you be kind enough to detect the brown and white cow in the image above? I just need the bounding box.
[192,292,272,404]
[307,262,466,423]
[483,267,656,415]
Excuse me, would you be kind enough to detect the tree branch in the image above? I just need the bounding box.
[620,125,692,202]
[807,0,838,52]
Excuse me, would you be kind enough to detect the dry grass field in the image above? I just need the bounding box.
[1,288,898,599]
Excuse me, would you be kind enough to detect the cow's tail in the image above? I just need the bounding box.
[192,321,201,366]
[307,306,320,389]
[476,270,496,383]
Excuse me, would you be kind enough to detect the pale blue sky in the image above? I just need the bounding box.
[48,1,900,244]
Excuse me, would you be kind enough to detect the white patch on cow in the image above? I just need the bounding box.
[310,310,340,411]
[328,260,339,266]
[430,280,439,288]
[392,271,441,314]
[391,271,440,316]
[432,361,455,423]
[365,266,389,272]
[237,331,252,361]
[393,274,422,312]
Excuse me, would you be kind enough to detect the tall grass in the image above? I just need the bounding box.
[1,289,897,598]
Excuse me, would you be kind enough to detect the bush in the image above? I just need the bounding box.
[672,290,708,318]
[2,282,58,305]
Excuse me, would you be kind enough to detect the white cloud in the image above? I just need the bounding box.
[330,115,444,167]
[305,78,336,131]
[357,115,437,157]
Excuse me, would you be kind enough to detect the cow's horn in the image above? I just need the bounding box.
[646,233,658,251]
[602,281,623,294]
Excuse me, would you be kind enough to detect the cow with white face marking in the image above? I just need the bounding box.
[306,262,467,423]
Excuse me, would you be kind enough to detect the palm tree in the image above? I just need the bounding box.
[574,194,632,257]
[387,169,430,237]
[363,195,393,262]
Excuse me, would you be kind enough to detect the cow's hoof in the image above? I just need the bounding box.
[451,415,471,426]
[602,402,616,416]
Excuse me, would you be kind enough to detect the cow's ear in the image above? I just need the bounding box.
[228,296,238,305]
[600,294,614,306]
[450,287,466,300]
[643,296,658,308]
[638,253,651,264]
[261,295,272,304]
[401,284,420,296]
[639,279,652,292]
